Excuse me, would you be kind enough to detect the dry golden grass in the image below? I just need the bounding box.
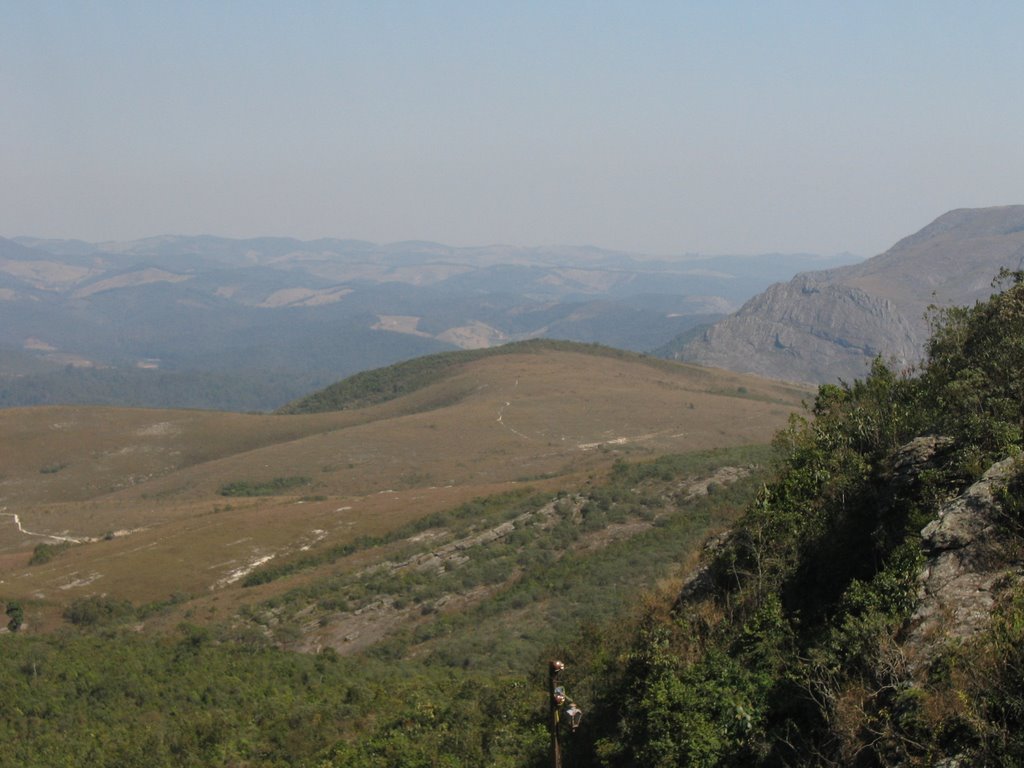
[0,348,809,628]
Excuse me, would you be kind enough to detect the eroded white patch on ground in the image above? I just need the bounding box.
[59,572,103,590]
[136,421,182,437]
[300,529,328,551]
[211,554,276,589]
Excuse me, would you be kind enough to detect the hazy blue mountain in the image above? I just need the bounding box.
[1,234,859,409]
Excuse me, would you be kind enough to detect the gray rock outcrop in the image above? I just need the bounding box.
[906,456,1023,672]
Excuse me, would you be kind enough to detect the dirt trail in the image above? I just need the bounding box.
[495,378,533,440]
[0,509,82,543]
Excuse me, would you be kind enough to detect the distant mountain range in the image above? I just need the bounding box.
[0,235,856,410]
[672,206,1024,384]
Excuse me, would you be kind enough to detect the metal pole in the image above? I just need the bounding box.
[549,660,563,768]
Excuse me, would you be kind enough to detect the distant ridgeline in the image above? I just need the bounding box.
[3,233,858,412]
[0,364,325,413]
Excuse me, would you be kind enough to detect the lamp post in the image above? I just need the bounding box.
[549,660,564,768]
[548,660,582,768]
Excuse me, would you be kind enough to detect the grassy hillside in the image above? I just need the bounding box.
[0,445,773,767]
[277,339,693,414]
[0,345,809,766]
[0,345,805,625]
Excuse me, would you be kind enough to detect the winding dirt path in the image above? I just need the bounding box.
[0,508,82,543]
[495,378,533,440]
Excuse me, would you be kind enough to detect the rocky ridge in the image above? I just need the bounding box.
[677,206,1024,384]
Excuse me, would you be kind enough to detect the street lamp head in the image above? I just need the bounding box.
[564,703,583,731]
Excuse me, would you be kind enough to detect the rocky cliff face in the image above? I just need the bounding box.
[907,455,1022,673]
[873,435,1024,675]
[678,206,1024,384]
[684,276,921,384]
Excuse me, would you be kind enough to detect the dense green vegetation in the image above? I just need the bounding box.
[0,631,546,768]
[2,444,766,766]
[277,339,682,414]
[570,271,1024,766]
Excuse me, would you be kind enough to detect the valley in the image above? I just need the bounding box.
[4,216,1024,766]
[6,0,1021,760]
[0,235,855,410]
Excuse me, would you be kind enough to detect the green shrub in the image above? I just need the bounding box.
[63,595,136,626]
[5,601,24,632]
[28,540,72,565]
[219,476,311,497]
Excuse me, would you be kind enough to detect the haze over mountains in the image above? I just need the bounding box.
[5,206,1022,407]
[0,235,855,410]
[674,205,1024,384]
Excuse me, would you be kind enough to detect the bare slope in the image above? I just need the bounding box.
[0,345,807,636]
[677,205,1024,384]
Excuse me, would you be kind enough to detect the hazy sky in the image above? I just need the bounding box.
[3,2,1023,257]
